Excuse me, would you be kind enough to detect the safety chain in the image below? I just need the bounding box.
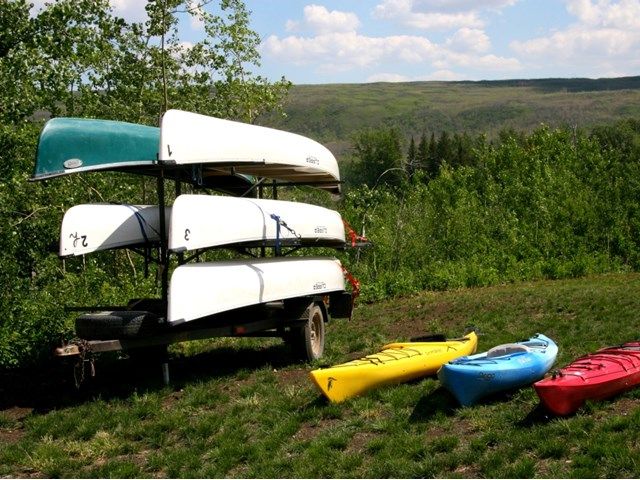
[73,339,96,389]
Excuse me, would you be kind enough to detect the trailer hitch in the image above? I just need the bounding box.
[56,339,96,388]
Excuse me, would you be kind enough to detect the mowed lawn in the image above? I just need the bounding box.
[1,273,639,478]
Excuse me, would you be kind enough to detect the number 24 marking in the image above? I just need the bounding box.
[70,232,88,248]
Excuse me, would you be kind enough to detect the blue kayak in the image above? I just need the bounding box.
[438,333,558,406]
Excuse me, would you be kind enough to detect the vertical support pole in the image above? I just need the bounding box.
[175,179,184,265]
[272,179,278,200]
[161,362,170,385]
[259,181,266,258]
[157,168,169,313]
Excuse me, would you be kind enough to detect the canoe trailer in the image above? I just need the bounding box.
[34,110,369,386]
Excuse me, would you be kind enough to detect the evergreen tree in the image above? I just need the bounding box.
[346,128,404,189]
[417,132,429,173]
[436,131,453,167]
[425,132,438,179]
[406,136,417,178]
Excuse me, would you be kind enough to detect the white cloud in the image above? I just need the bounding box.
[424,69,466,80]
[510,0,640,74]
[261,3,521,79]
[109,0,148,22]
[412,0,518,13]
[31,0,149,22]
[373,0,518,30]
[366,69,467,82]
[262,32,439,72]
[287,4,360,35]
[373,0,484,30]
[565,0,640,29]
[445,28,491,53]
[186,0,205,31]
[262,30,520,75]
[366,73,411,82]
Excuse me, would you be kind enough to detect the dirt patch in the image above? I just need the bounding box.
[292,418,341,443]
[219,376,254,398]
[346,431,376,454]
[1,406,33,422]
[609,397,638,416]
[360,293,470,341]
[0,428,25,445]
[275,368,308,389]
[0,406,31,445]
[161,390,184,410]
[453,463,481,478]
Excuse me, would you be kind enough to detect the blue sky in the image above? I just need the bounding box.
[245,0,639,84]
[33,0,640,84]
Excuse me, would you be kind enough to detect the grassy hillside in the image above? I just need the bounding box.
[261,76,640,155]
[1,274,639,478]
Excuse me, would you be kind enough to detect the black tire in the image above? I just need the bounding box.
[75,310,162,340]
[288,302,326,362]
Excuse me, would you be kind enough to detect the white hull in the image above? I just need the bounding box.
[169,194,345,252]
[168,257,345,323]
[61,196,345,257]
[59,204,168,257]
[159,110,340,191]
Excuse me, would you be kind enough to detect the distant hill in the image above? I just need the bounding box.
[259,76,640,157]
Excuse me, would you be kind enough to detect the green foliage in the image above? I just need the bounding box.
[341,122,640,301]
[0,0,290,369]
[0,0,291,126]
[2,3,640,373]
[263,79,640,147]
[343,128,405,189]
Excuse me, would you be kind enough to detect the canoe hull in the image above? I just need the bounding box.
[168,257,345,324]
[438,334,558,406]
[32,117,255,195]
[534,343,640,415]
[309,332,478,403]
[60,196,346,256]
[168,195,345,251]
[159,110,340,191]
[33,117,158,180]
[34,111,343,192]
[59,204,168,257]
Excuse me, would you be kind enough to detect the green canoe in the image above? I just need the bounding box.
[32,117,254,195]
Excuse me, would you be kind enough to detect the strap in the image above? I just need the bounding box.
[340,263,361,321]
[343,219,369,247]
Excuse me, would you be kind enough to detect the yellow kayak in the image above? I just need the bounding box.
[310,331,478,403]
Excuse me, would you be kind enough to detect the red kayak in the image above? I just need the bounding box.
[534,342,640,416]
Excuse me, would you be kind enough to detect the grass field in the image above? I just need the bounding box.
[261,77,640,155]
[1,273,640,478]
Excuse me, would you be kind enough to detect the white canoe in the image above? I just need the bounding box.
[169,194,345,252]
[159,110,340,191]
[60,196,346,256]
[168,257,345,323]
[59,204,168,257]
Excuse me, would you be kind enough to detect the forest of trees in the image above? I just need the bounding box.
[340,119,640,300]
[1,0,640,369]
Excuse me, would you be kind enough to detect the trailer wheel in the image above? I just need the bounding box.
[75,311,162,340]
[288,302,326,362]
